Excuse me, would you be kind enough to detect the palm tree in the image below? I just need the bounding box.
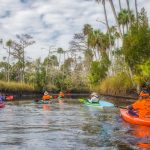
[108,0,123,38]
[83,24,98,60]
[118,9,135,34]
[118,9,129,34]
[83,24,93,49]
[87,30,98,60]
[96,0,112,54]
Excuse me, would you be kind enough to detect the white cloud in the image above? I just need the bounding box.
[0,0,149,60]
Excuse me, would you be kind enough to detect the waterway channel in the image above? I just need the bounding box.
[0,99,150,150]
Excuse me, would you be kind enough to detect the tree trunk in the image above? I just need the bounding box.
[122,25,125,35]
[92,48,97,60]
[108,0,123,39]
[7,47,11,82]
[126,0,132,27]
[135,0,138,27]
[102,0,112,56]
[22,46,25,83]
[126,23,129,32]
[119,0,122,11]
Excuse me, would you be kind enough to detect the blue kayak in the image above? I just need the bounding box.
[99,100,114,107]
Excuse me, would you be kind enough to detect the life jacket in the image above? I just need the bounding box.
[132,99,150,118]
[58,92,64,98]
[42,95,51,100]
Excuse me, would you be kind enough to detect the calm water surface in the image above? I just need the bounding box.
[0,99,150,150]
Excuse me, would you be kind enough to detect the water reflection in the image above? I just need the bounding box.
[129,125,150,149]
[42,104,50,110]
[117,118,150,149]
[58,99,64,104]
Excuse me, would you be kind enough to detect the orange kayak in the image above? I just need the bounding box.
[120,109,150,126]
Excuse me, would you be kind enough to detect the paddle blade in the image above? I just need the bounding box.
[79,99,85,103]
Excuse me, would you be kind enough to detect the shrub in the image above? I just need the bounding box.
[97,72,133,95]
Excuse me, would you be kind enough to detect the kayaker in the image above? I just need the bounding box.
[88,92,99,103]
[42,91,51,100]
[139,83,150,99]
[128,98,150,118]
[0,93,5,103]
[58,91,65,98]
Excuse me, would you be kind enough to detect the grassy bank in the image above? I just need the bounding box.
[96,73,133,96]
[0,81,35,92]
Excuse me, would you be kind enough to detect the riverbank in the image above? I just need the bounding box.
[3,91,138,102]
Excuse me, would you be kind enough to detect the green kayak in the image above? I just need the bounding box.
[79,99,114,108]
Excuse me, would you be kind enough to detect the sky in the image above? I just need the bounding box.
[0,0,149,60]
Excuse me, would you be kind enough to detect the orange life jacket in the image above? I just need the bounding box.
[42,95,51,100]
[132,99,150,118]
[59,92,64,97]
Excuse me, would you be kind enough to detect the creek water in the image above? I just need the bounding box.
[0,99,150,150]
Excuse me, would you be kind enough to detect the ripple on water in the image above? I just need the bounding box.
[0,100,149,150]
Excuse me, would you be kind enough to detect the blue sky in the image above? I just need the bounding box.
[0,0,149,59]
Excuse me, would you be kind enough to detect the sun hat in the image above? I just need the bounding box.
[91,92,97,96]
[44,91,49,95]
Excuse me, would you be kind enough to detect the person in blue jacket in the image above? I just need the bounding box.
[0,93,5,103]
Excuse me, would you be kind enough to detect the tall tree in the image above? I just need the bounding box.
[96,0,112,59]
[83,24,93,49]
[126,0,132,27]
[10,41,23,81]
[118,9,129,34]
[108,0,123,38]
[135,0,138,26]
[119,0,122,11]
[122,9,150,74]
[16,34,35,82]
[6,39,13,82]
[57,47,64,67]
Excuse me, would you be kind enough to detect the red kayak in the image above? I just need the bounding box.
[0,102,5,108]
[120,109,150,126]
[6,95,14,100]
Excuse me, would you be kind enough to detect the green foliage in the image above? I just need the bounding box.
[133,58,150,85]
[88,56,110,85]
[43,55,58,66]
[122,9,150,72]
[34,66,46,91]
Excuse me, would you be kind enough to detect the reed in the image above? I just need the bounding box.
[97,72,133,95]
[0,80,35,92]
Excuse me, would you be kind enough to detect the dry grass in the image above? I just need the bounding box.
[0,80,35,92]
[96,72,133,95]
